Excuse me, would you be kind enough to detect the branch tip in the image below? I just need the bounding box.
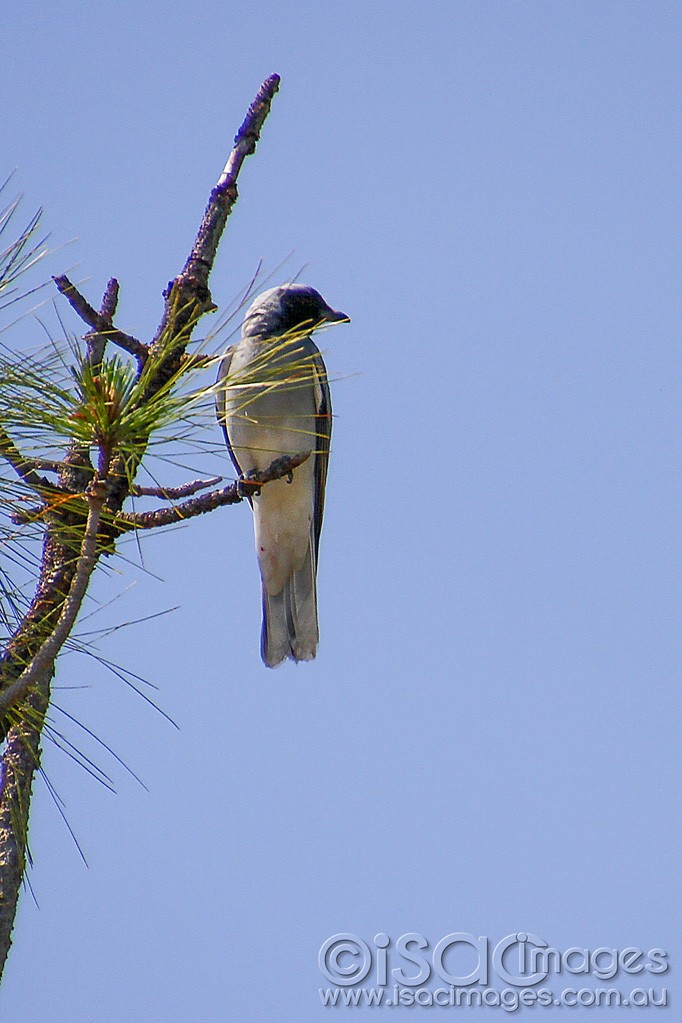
[53,274,148,366]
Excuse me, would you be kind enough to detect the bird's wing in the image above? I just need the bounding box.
[215,346,245,479]
[310,347,332,560]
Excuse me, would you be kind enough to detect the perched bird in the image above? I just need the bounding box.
[216,284,349,667]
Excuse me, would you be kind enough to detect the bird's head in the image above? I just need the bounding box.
[242,284,350,338]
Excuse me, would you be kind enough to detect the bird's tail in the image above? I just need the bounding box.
[260,541,319,667]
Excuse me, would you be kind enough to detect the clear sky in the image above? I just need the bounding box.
[1,1,680,1020]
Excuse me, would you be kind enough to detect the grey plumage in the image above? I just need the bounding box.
[216,284,349,667]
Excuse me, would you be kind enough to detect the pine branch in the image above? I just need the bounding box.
[0,73,282,980]
[0,481,105,716]
[56,278,123,495]
[0,516,97,973]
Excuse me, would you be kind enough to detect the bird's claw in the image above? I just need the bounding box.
[237,476,262,499]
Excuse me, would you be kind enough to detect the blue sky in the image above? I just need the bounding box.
[1,2,680,1019]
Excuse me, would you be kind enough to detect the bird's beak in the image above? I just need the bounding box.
[326,308,351,323]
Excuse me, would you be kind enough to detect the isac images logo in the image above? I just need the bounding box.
[318,932,670,1010]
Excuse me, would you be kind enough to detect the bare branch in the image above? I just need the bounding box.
[85,276,120,369]
[131,476,223,499]
[52,275,148,367]
[100,277,120,320]
[151,73,281,349]
[116,452,309,531]
[196,72,281,277]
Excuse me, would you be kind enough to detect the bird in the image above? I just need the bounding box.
[216,284,349,667]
